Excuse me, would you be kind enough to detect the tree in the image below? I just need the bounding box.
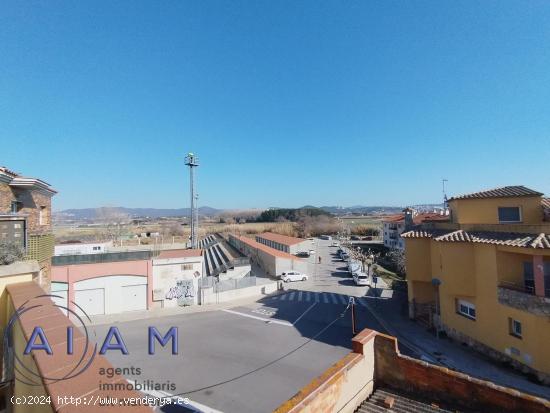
[385,249,406,276]
[0,240,25,265]
[95,207,130,243]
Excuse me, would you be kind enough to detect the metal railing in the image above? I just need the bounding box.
[499,280,535,295]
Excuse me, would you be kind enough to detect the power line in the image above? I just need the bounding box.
[173,301,352,397]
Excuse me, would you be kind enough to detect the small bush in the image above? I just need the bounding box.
[0,241,25,265]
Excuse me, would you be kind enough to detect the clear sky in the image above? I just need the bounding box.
[2,1,549,210]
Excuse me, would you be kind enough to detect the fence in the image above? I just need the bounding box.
[52,250,152,266]
[199,275,256,293]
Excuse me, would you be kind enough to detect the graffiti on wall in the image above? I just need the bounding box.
[165,279,195,306]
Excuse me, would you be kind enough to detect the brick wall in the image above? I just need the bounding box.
[374,334,550,413]
[0,182,53,233]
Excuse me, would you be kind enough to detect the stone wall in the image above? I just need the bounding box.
[441,321,550,385]
[498,286,550,317]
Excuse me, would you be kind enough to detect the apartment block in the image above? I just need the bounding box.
[402,185,550,383]
[0,166,57,289]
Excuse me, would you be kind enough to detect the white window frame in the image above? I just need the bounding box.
[510,318,522,338]
[39,206,46,225]
[498,206,522,224]
[457,299,476,320]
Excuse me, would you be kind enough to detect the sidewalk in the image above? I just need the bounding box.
[89,286,284,326]
[363,288,550,400]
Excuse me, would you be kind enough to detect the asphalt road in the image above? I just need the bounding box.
[92,239,396,413]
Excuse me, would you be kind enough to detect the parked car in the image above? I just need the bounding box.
[341,253,349,261]
[350,235,360,240]
[320,235,332,240]
[331,241,339,247]
[353,272,370,286]
[308,249,316,255]
[348,260,361,273]
[281,271,308,282]
[296,251,310,258]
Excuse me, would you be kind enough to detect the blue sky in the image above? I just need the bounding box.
[2,1,550,210]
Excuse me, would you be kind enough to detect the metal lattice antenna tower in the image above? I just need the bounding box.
[185,153,199,249]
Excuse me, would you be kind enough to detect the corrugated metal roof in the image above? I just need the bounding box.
[448,185,543,201]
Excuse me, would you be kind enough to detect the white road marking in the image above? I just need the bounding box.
[222,309,293,327]
[292,302,317,325]
[127,379,224,413]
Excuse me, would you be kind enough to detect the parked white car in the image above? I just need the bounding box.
[308,249,316,255]
[353,272,370,286]
[281,271,308,282]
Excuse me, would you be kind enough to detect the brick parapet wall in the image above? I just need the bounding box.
[374,334,550,413]
[5,281,152,412]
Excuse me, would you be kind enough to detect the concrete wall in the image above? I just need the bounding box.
[54,241,112,256]
[151,255,203,307]
[274,330,377,413]
[200,281,279,305]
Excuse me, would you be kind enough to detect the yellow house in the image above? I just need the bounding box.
[402,185,550,384]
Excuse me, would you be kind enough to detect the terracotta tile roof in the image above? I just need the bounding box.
[232,235,303,260]
[383,213,449,224]
[382,214,405,223]
[157,248,203,259]
[448,185,543,201]
[403,228,550,249]
[6,282,151,412]
[256,232,306,246]
[401,229,448,239]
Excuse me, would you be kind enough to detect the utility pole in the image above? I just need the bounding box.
[185,152,199,249]
[442,179,448,210]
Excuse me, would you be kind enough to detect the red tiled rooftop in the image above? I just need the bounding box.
[157,248,203,259]
[232,235,303,260]
[448,185,543,201]
[256,232,306,246]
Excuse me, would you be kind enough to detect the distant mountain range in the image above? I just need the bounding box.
[54,203,444,221]
[54,206,222,221]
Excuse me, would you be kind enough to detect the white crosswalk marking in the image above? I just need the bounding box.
[274,291,368,306]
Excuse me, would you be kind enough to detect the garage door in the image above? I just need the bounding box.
[122,284,146,312]
[75,288,105,316]
[51,290,68,315]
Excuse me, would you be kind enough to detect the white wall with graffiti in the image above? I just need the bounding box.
[151,253,204,308]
